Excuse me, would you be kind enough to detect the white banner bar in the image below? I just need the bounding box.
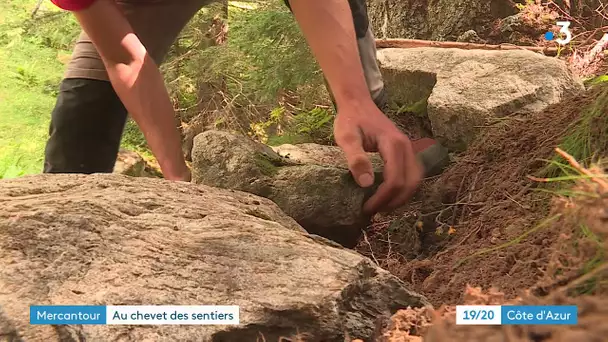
[106,305,240,325]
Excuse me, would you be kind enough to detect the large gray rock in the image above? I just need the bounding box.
[191,131,376,248]
[272,143,384,170]
[368,0,516,41]
[272,141,450,179]
[0,174,429,342]
[377,48,585,150]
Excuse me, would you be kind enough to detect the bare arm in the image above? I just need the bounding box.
[73,0,189,181]
[288,0,370,107]
[289,0,423,214]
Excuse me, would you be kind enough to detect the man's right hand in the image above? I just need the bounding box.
[334,99,423,215]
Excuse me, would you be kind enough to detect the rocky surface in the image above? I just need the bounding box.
[272,143,385,171]
[272,139,450,179]
[191,131,378,248]
[367,0,516,41]
[113,149,145,177]
[0,173,429,342]
[377,47,585,150]
[457,30,486,43]
[492,12,557,46]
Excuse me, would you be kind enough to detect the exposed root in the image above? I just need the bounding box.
[555,147,608,189]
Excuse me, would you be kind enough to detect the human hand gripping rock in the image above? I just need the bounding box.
[333,101,423,214]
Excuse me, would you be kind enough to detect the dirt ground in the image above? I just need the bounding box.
[380,286,608,342]
[355,84,608,340]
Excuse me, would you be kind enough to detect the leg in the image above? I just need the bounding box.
[43,0,209,174]
[284,0,387,111]
[43,79,129,173]
[348,0,387,110]
[356,27,387,110]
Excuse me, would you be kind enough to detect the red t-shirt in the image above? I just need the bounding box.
[51,0,97,11]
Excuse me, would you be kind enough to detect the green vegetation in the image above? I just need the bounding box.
[574,223,605,295]
[394,97,428,117]
[253,152,281,177]
[0,0,147,178]
[541,84,608,180]
[558,86,608,164]
[170,1,334,145]
[533,152,607,295]
[0,0,335,179]
[0,0,75,178]
[584,74,608,87]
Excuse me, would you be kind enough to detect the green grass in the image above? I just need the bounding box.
[0,0,70,178]
[0,0,151,179]
[540,84,608,180]
[266,132,312,146]
[530,155,607,295]
[583,74,608,87]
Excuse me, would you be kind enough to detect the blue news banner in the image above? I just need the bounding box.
[30,305,576,326]
[456,305,578,325]
[30,306,239,325]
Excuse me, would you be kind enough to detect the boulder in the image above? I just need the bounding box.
[367,0,516,41]
[272,143,384,170]
[191,132,452,248]
[377,47,585,150]
[0,174,430,341]
[191,131,376,248]
[271,140,449,178]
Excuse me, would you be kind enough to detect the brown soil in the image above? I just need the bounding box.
[355,84,608,340]
[377,166,608,341]
[379,286,608,342]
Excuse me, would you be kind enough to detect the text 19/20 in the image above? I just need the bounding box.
[462,310,495,320]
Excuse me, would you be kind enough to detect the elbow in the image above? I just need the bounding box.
[106,56,145,89]
[103,35,148,87]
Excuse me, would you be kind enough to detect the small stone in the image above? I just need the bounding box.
[457,30,485,43]
[113,149,145,177]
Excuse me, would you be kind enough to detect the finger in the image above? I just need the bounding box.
[386,159,422,210]
[385,140,423,210]
[336,131,374,188]
[362,136,405,214]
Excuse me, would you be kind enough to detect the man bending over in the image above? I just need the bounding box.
[45,0,422,214]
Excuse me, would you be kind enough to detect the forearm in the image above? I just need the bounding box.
[289,0,372,108]
[74,0,188,180]
[105,53,189,181]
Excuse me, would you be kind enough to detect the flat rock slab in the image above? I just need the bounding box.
[0,174,429,341]
[377,47,585,150]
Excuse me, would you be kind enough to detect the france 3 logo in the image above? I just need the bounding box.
[545,21,573,46]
